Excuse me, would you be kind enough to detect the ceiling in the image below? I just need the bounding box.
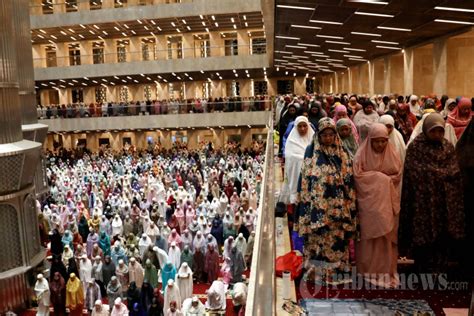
[35,68,269,91]
[274,0,474,74]
[31,12,264,45]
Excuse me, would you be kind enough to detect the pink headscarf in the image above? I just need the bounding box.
[353,123,402,240]
[167,228,182,245]
[333,104,360,143]
[447,97,472,139]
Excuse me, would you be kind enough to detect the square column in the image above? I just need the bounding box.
[80,41,92,65]
[210,32,224,57]
[103,0,114,8]
[237,30,250,56]
[129,37,142,62]
[156,35,167,60]
[56,42,69,67]
[182,33,194,59]
[348,68,353,93]
[104,39,117,64]
[384,56,391,94]
[334,73,339,93]
[433,38,447,96]
[368,61,375,96]
[403,48,414,96]
[78,0,90,11]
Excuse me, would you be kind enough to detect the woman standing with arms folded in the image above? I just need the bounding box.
[354,123,402,288]
[295,118,358,285]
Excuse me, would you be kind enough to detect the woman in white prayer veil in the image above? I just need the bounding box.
[379,115,407,164]
[168,241,182,270]
[163,280,182,315]
[407,111,457,147]
[234,233,247,258]
[139,233,152,257]
[181,296,205,316]
[35,274,51,316]
[175,262,193,304]
[111,214,123,237]
[281,116,315,204]
[193,231,207,254]
[219,193,228,215]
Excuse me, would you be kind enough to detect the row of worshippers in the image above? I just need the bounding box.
[280,104,472,287]
[36,269,248,316]
[276,93,473,159]
[37,147,261,315]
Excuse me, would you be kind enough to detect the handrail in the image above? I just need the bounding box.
[246,110,275,315]
[37,100,273,119]
[30,0,195,14]
[33,44,267,68]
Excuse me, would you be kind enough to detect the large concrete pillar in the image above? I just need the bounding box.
[80,40,93,65]
[433,38,447,96]
[348,68,353,93]
[334,73,339,93]
[104,39,117,64]
[237,30,249,56]
[209,32,224,57]
[0,1,45,312]
[182,33,194,59]
[130,37,142,62]
[384,56,391,95]
[403,48,414,96]
[368,61,375,96]
[56,42,69,67]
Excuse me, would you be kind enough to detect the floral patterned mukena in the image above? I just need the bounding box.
[295,118,358,285]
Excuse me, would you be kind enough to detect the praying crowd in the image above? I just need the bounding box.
[277,93,473,287]
[36,96,271,119]
[34,143,263,316]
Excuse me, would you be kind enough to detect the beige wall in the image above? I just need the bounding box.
[390,53,404,95]
[447,32,474,97]
[359,63,369,95]
[373,59,385,95]
[413,44,434,96]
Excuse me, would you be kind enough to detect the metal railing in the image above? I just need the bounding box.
[33,44,267,68]
[246,113,275,315]
[37,99,273,119]
[30,0,193,15]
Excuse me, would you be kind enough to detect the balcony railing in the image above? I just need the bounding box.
[34,43,267,68]
[246,111,275,315]
[30,0,193,16]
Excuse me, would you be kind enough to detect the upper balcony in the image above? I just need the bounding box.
[30,0,262,28]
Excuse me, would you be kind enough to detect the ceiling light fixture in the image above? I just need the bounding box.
[286,45,307,49]
[344,47,366,51]
[434,19,474,25]
[354,11,394,18]
[276,35,300,40]
[291,25,322,30]
[351,31,381,37]
[298,43,320,47]
[309,19,343,25]
[376,45,402,50]
[434,6,474,13]
[377,26,412,32]
[316,34,344,39]
[344,54,364,58]
[371,39,399,45]
[328,49,348,53]
[350,0,388,4]
[276,4,314,10]
[325,40,351,45]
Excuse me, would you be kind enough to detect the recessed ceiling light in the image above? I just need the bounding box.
[325,40,351,45]
[434,6,474,13]
[199,15,204,19]
[245,22,248,27]
[182,19,187,24]
[351,31,381,37]
[291,25,322,30]
[79,24,86,29]
[343,47,366,52]
[275,50,292,54]
[377,26,412,32]
[298,43,320,47]
[233,25,237,29]
[277,4,314,10]
[434,19,474,25]
[376,45,402,50]
[276,35,300,40]
[328,49,348,53]
[354,11,394,18]
[344,54,364,58]
[157,26,162,31]
[137,19,142,24]
[309,19,343,25]
[286,45,307,49]
[350,0,388,4]
[231,17,235,23]
[371,39,399,45]
[304,50,324,54]
[317,34,344,39]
